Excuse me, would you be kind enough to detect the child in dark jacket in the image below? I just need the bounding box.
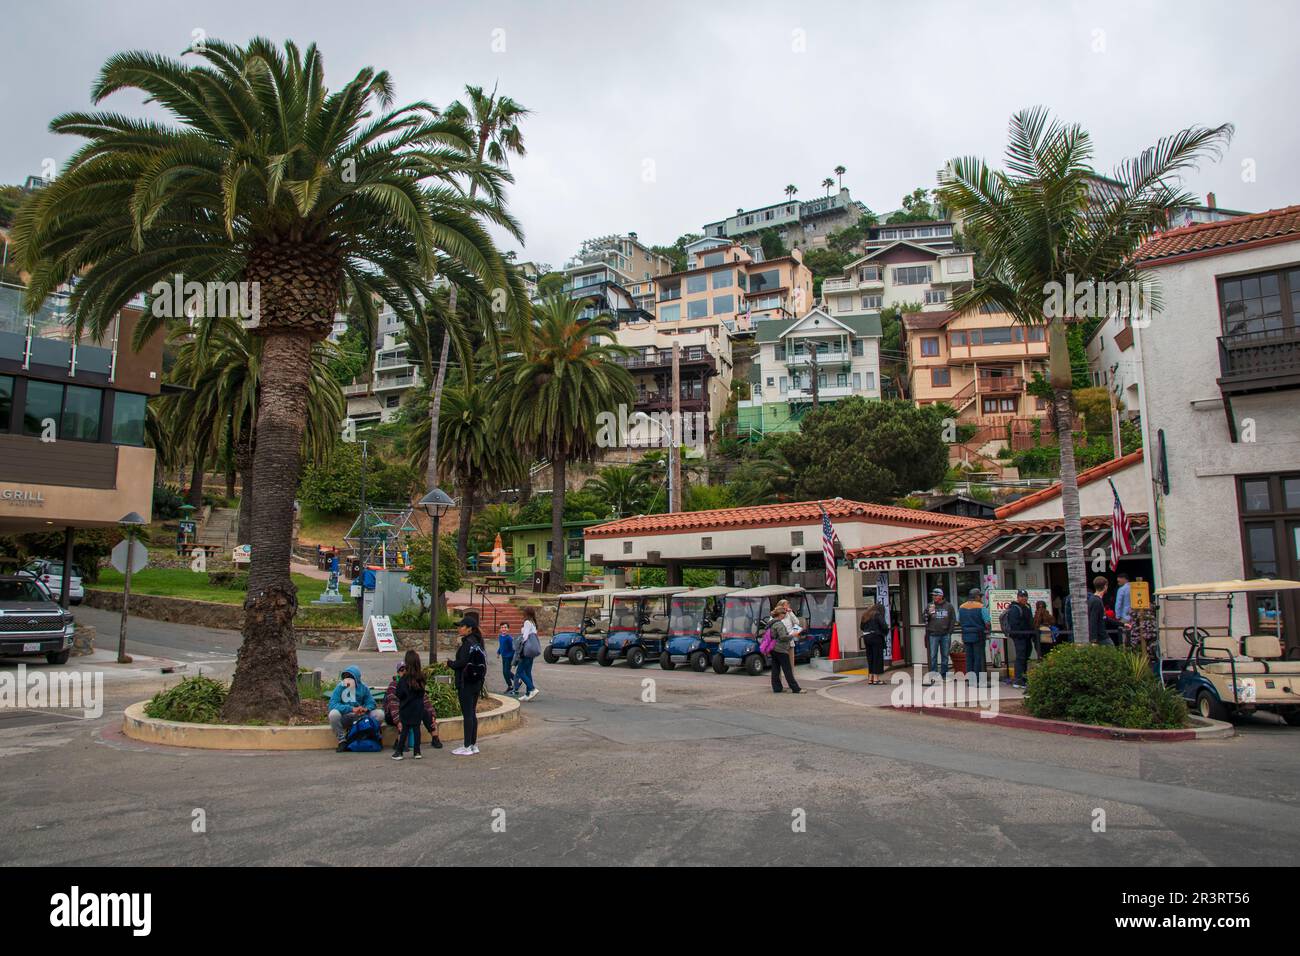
[392,650,428,760]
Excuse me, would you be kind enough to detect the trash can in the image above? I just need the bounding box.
[532,569,551,593]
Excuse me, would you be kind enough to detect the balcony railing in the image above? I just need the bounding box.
[977,375,1025,394]
[1218,326,1300,389]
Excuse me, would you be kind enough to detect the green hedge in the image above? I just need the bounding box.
[145,675,228,723]
[1024,643,1186,729]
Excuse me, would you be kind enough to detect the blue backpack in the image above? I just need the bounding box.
[344,714,384,752]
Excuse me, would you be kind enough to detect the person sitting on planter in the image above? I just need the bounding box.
[384,661,442,750]
[958,588,987,676]
[328,665,383,747]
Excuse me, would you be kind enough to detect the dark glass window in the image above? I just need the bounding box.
[687,299,708,319]
[931,368,950,387]
[686,274,708,294]
[0,375,12,430]
[750,269,781,293]
[1242,479,1272,512]
[712,294,734,315]
[62,385,102,441]
[111,392,148,446]
[1219,268,1295,339]
[1286,478,1300,511]
[920,337,940,357]
[23,380,63,437]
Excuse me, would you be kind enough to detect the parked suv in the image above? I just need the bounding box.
[19,559,84,605]
[0,575,76,664]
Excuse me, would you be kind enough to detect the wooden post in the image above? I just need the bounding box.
[117,535,135,664]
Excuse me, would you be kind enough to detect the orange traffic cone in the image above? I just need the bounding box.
[829,622,841,661]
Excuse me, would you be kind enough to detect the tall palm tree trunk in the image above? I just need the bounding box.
[234,420,254,546]
[425,328,452,490]
[457,478,475,563]
[550,456,566,590]
[188,453,205,509]
[1047,319,1090,642]
[224,332,313,721]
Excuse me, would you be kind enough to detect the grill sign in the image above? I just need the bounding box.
[853,553,964,572]
[0,488,45,506]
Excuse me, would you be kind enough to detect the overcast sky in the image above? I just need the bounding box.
[3,0,1295,268]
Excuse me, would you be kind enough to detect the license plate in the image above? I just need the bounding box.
[22,642,40,652]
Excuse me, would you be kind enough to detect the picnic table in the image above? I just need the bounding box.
[476,575,517,596]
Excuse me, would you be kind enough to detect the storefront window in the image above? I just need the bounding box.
[0,375,12,431]
[111,392,148,446]
[955,569,982,601]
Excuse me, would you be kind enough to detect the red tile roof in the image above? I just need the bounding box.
[846,513,1148,560]
[994,449,1144,519]
[584,499,988,539]
[1134,206,1300,266]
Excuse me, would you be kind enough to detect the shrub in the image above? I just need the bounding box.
[1024,643,1186,729]
[423,663,461,717]
[144,675,229,723]
[207,570,248,589]
[152,483,185,520]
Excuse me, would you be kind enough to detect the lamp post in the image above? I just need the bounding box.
[418,488,454,660]
[117,511,146,664]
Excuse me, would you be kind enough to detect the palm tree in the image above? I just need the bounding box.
[784,184,798,200]
[821,177,834,197]
[583,465,648,518]
[12,39,520,721]
[834,165,846,188]
[937,107,1231,641]
[497,295,634,588]
[426,85,531,494]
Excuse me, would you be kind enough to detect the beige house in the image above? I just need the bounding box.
[653,241,814,336]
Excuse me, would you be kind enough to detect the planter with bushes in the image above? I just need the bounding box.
[1024,643,1188,730]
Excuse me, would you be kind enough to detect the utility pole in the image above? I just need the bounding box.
[808,344,821,409]
[670,340,682,513]
[1108,364,1122,460]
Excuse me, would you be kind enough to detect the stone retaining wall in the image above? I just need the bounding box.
[84,589,245,629]
[298,627,460,654]
[72,624,96,657]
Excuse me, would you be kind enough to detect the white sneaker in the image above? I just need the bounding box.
[469,745,480,754]
[451,746,472,756]
[526,689,539,701]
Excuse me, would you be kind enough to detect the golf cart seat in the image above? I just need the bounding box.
[1198,635,1267,675]
[642,612,670,634]
[1243,635,1300,674]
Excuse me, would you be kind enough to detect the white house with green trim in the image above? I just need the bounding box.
[737,308,882,440]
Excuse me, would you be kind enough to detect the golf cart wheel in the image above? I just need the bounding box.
[1196,689,1229,722]
[1283,711,1300,727]
[809,642,822,661]
[743,653,765,677]
[711,654,728,674]
[45,650,70,665]
[626,646,646,669]
[660,652,676,670]
[689,651,709,672]
[597,646,613,666]
[543,646,558,664]
[568,644,587,665]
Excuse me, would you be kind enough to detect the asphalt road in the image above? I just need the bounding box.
[1,608,1298,866]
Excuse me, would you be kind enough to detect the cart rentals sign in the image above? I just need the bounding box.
[853,553,965,572]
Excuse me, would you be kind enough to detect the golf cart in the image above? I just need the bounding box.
[660,586,735,671]
[1156,579,1300,724]
[794,589,837,663]
[712,584,806,676]
[542,588,616,665]
[599,586,684,668]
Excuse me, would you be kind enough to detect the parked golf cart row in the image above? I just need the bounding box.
[541,584,836,675]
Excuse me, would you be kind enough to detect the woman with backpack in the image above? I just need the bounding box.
[860,603,888,684]
[392,650,428,761]
[449,611,488,756]
[512,607,541,701]
[767,605,802,694]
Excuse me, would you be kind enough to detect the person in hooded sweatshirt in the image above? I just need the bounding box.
[328,665,382,749]
[958,588,988,676]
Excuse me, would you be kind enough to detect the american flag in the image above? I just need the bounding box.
[821,506,838,588]
[1109,478,1133,571]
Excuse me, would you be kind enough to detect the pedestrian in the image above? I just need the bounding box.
[384,661,442,751]
[496,622,515,694]
[859,603,887,684]
[1006,589,1036,688]
[768,605,802,694]
[958,588,987,676]
[1033,600,1056,654]
[328,665,384,750]
[1113,572,1132,643]
[512,607,541,701]
[923,587,956,679]
[392,650,428,761]
[449,611,488,756]
[1088,576,1111,645]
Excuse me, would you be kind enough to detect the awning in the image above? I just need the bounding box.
[977,522,1151,561]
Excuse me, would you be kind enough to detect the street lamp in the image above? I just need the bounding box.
[418,488,454,659]
[117,511,146,664]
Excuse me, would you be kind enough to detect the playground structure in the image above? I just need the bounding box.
[344,505,420,571]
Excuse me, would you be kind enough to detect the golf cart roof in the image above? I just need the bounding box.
[674,586,737,599]
[610,586,689,599]
[554,588,620,601]
[730,584,807,598]
[1156,578,1300,597]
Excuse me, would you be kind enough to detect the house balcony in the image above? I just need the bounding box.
[612,350,716,372]
[976,375,1025,395]
[343,382,371,397]
[373,373,419,392]
[635,392,710,413]
[1217,327,1300,395]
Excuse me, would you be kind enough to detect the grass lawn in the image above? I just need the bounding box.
[94,567,333,605]
[297,507,355,548]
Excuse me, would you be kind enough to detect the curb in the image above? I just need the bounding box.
[121,693,521,750]
[889,704,1234,741]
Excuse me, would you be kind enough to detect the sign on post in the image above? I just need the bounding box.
[358,614,398,653]
[110,538,148,575]
[1130,580,1151,610]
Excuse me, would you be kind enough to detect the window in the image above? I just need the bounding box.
[975,327,1015,346]
[1027,327,1046,342]
[931,368,951,387]
[623,541,633,554]
[791,372,802,390]
[858,267,882,282]
[659,281,681,301]
[893,265,931,285]
[712,270,733,289]
[526,543,536,558]
[1235,473,1300,643]
[982,397,1017,414]
[852,340,863,356]
[945,257,970,275]
[111,392,147,446]
[852,372,862,389]
[712,294,734,315]
[920,337,940,357]
[1242,479,1272,512]
[836,373,848,387]
[686,274,708,294]
[701,252,724,268]
[750,269,781,293]
[701,537,713,551]
[1219,269,1297,338]
[863,372,875,389]
[950,332,967,347]
[385,395,400,408]
[925,289,947,305]
[659,304,681,323]
[779,376,788,393]
[0,375,12,431]
[791,531,804,546]
[861,294,882,310]
[687,299,709,320]
[766,377,774,387]
[23,381,64,437]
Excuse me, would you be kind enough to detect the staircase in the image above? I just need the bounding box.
[199,507,239,551]
[447,594,540,636]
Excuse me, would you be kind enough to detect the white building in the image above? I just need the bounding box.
[820,241,975,317]
[1131,206,1300,653]
[1084,314,1142,420]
